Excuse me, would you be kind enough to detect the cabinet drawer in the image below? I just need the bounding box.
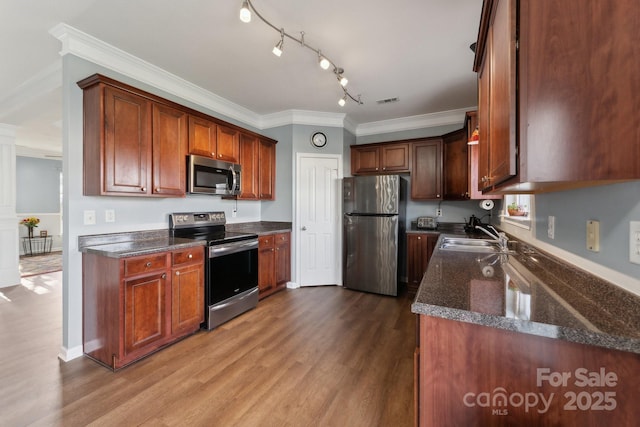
[172,247,204,267]
[275,233,290,244]
[124,254,167,277]
[259,235,274,249]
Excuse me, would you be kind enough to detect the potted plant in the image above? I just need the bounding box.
[507,202,527,217]
[20,216,40,238]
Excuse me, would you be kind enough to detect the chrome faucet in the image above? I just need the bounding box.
[475,225,509,252]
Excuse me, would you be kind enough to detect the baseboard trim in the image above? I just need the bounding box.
[286,281,300,289]
[58,345,83,362]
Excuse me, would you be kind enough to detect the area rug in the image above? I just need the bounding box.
[19,251,62,277]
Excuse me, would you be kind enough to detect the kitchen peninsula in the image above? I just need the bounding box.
[412,235,640,426]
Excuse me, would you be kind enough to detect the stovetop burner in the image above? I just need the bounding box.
[169,211,257,245]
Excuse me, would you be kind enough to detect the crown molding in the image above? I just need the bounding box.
[48,23,475,137]
[355,107,476,137]
[49,23,262,129]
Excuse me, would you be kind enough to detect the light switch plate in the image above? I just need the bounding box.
[586,220,600,252]
[105,209,116,223]
[547,216,555,239]
[630,221,640,265]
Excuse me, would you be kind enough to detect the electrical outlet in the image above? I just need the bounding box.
[547,216,555,239]
[84,210,96,225]
[105,209,116,223]
[630,221,640,265]
[586,220,600,252]
[436,208,442,217]
[232,208,237,218]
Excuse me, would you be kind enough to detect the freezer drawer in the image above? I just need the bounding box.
[343,214,398,296]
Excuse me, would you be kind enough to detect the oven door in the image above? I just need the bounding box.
[207,239,258,305]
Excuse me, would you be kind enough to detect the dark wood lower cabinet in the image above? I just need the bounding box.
[83,246,204,370]
[258,232,290,300]
[407,233,439,295]
[416,315,640,426]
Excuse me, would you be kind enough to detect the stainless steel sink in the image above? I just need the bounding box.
[439,237,502,253]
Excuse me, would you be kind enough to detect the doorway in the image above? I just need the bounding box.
[296,154,342,287]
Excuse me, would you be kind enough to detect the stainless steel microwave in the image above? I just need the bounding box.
[187,154,241,196]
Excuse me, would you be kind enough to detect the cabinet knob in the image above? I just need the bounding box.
[188,254,193,259]
[155,187,160,192]
[218,154,222,158]
[436,194,440,198]
[382,167,386,171]
[417,236,421,240]
[176,271,180,276]
[145,262,152,267]
[141,187,146,192]
[162,273,166,279]
[211,152,215,157]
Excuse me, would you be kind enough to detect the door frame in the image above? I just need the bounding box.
[294,152,343,288]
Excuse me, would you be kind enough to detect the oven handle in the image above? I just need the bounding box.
[209,239,258,258]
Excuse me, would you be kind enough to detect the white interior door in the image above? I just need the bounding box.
[297,155,341,287]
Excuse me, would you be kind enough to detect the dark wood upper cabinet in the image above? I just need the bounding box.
[442,129,469,200]
[238,133,260,200]
[351,142,410,175]
[475,0,640,193]
[152,104,188,196]
[188,116,217,158]
[78,74,276,199]
[411,139,442,200]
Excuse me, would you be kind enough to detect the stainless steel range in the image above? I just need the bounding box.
[170,212,259,330]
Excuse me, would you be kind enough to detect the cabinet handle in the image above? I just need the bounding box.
[176,271,180,276]
[188,254,193,259]
[382,167,386,171]
[141,187,146,192]
[417,236,421,240]
[218,154,222,158]
[211,152,215,157]
[155,187,160,192]
[436,194,440,198]
[162,273,166,279]
[146,262,152,267]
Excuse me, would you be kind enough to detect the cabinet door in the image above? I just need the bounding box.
[188,115,217,158]
[152,104,188,196]
[443,129,469,200]
[477,58,492,192]
[487,0,517,187]
[407,234,429,293]
[274,232,291,288]
[411,139,443,200]
[104,86,152,195]
[171,263,204,336]
[258,140,276,200]
[238,133,259,200]
[216,124,240,163]
[381,143,410,173]
[351,146,380,174]
[258,235,275,297]
[123,271,169,357]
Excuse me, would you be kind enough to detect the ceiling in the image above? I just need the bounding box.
[0,0,482,155]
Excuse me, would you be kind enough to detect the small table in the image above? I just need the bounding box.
[22,236,53,256]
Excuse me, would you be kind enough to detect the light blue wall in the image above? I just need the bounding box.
[16,156,61,213]
[261,125,293,221]
[535,181,640,279]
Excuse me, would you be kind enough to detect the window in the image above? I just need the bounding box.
[503,194,531,229]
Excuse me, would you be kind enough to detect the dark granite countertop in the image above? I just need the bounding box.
[411,233,640,354]
[226,221,292,235]
[78,230,205,258]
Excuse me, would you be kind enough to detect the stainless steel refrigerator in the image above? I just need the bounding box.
[343,175,406,296]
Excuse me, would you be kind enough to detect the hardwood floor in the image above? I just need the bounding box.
[0,274,415,427]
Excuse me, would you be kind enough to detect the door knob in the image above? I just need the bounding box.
[302,226,307,231]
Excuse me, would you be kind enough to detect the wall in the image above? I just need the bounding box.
[534,182,640,282]
[16,156,63,252]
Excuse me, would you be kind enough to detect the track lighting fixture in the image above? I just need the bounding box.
[239,0,362,106]
[239,0,251,23]
[272,29,284,57]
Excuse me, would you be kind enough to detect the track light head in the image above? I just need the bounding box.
[339,75,348,87]
[240,0,251,23]
[318,52,331,70]
[338,95,347,107]
[273,29,284,57]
